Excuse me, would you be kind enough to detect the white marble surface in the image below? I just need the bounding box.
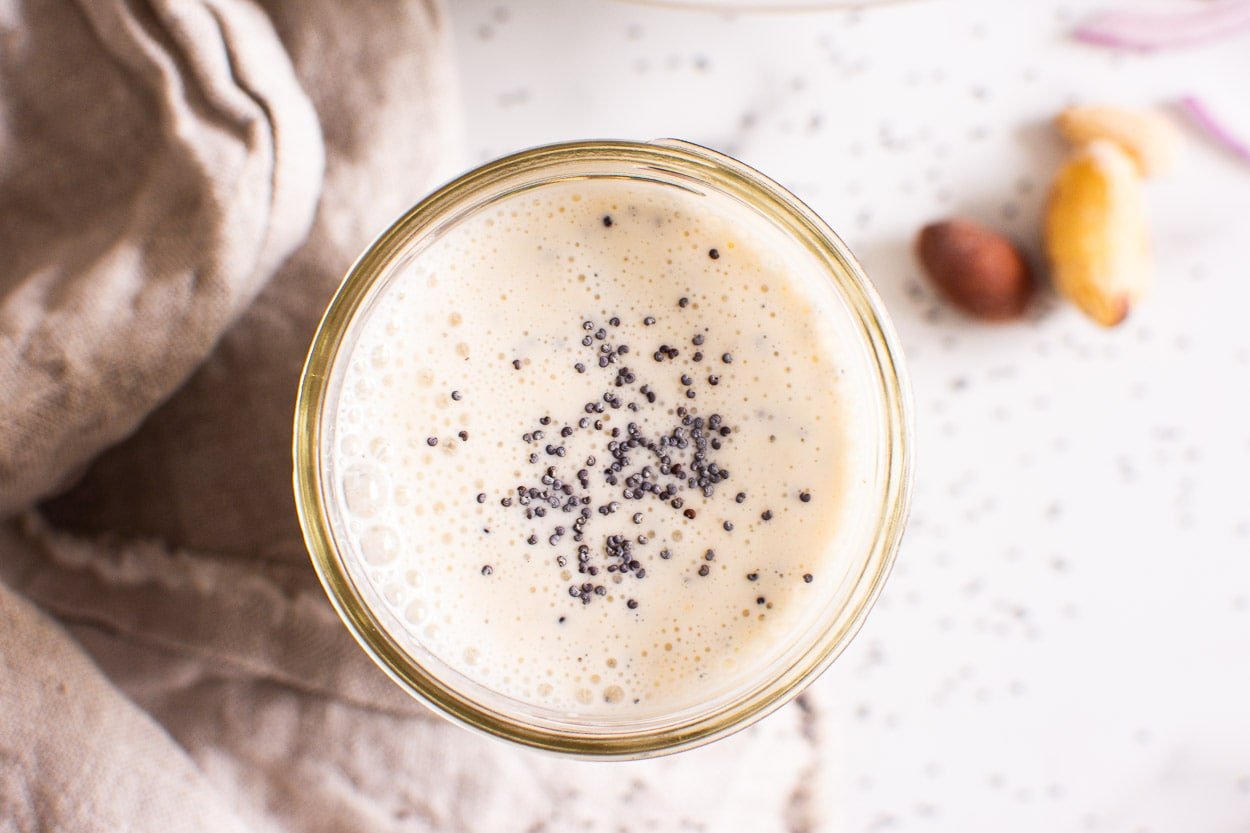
[446,2,1250,830]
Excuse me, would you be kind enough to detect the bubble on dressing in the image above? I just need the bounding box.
[359,525,400,566]
[342,464,388,518]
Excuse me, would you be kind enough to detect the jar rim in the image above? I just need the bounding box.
[293,139,914,759]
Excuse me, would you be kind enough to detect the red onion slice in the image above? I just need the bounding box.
[1073,0,1250,50]
[1179,96,1250,164]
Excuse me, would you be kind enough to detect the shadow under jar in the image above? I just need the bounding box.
[293,140,913,759]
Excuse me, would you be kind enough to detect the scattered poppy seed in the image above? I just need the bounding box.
[708,248,720,260]
[481,565,493,576]
[426,436,438,447]
[803,573,814,583]
[497,313,745,607]
[799,491,812,502]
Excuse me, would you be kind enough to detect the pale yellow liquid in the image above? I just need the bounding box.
[332,178,879,717]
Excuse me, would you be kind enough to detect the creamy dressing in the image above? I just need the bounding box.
[330,178,880,717]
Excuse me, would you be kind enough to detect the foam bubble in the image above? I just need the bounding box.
[342,464,388,518]
[340,434,363,458]
[360,525,400,565]
[404,599,428,624]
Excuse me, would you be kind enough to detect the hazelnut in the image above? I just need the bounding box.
[916,218,1033,321]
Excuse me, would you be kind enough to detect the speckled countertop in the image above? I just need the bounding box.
[446,2,1250,830]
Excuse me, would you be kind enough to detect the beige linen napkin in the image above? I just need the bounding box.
[0,1,822,830]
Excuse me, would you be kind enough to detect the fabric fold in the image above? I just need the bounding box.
[0,575,254,833]
[3,513,426,719]
[0,0,323,514]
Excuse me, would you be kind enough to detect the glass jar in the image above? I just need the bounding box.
[293,139,913,759]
